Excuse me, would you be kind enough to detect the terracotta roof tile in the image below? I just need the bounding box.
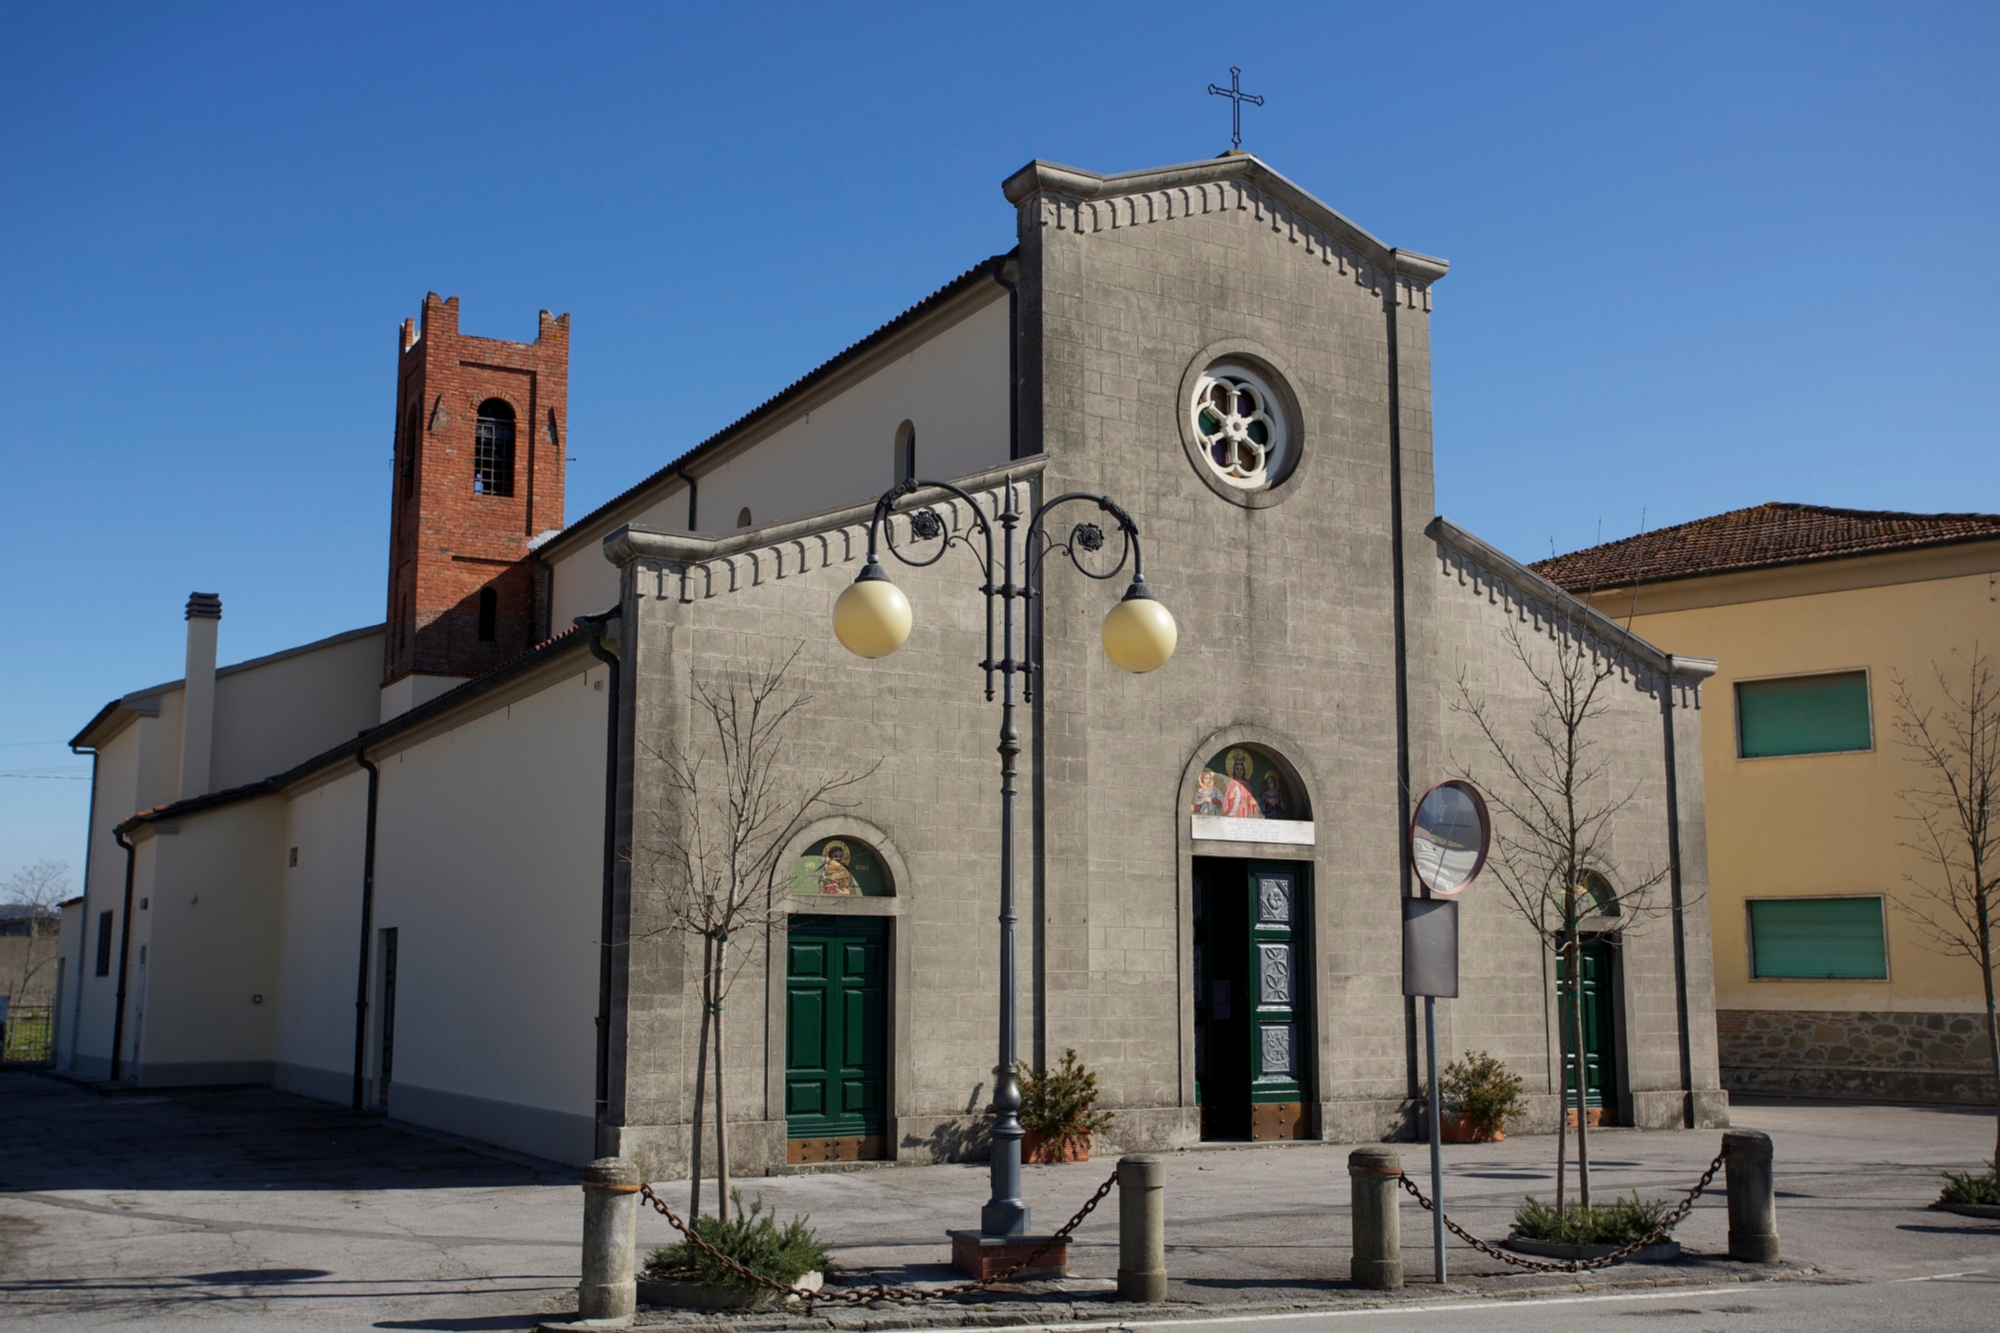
[1531,502,2000,592]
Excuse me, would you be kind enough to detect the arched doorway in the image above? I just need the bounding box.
[784,835,893,1163]
[1187,743,1314,1141]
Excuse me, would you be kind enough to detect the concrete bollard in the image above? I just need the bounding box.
[1722,1130,1779,1264]
[1116,1153,1168,1302]
[579,1156,643,1321]
[1348,1146,1405,1290]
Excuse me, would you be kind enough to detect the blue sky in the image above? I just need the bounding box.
[2,2,1995,878]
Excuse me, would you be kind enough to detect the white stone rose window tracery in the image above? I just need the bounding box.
[1191,365,1290,490]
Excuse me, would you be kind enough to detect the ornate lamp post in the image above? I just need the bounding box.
[833,476,1176,1237]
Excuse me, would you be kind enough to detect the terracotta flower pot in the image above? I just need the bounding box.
[1022,1129,1091,1163]
[1439,1111,1503,1143]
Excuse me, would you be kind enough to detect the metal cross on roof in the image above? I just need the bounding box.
[1207,66,1264,152]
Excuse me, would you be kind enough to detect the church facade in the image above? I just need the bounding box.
[56,154,1726,1173]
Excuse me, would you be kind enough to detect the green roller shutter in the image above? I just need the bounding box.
[1748,897,1887,979]
[1737,672,1872,758]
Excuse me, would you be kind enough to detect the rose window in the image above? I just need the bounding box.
[1192,366,1288,490]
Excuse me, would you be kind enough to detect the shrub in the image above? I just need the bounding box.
[646,1191,832,1290]
[1019,1047,1115,1159]
[1513,1192,1670,1246]
[1937,1165,2000,1207]
[1437,1050,1525,1141]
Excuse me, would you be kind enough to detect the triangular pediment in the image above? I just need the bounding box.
[1003,156,1447,310]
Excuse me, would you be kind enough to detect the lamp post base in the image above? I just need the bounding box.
[949,1230,1068,1280]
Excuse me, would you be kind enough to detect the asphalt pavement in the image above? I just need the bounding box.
[2,1070,1996,1330]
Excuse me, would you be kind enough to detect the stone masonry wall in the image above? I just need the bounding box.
[1718,1008,1998,1104]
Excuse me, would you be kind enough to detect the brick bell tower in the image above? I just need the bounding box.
[383,294,568,714]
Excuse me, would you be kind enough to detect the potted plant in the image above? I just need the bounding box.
[1018,1048,1115,1163]
[1432,1050,1524,1143]
[640,1191,833,1311]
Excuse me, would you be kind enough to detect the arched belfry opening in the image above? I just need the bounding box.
[1186,740,1316,1142]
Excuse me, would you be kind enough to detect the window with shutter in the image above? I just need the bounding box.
[1736,671,1872,758]
[1747,896,1887,979]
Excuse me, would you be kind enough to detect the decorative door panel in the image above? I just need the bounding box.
[1247,862,1310,1139]
[786,916,888,1159]
[1558,939,1618,1122]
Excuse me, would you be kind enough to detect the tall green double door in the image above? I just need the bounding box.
[1194,858,1312,1141]
[785,916,887,1163]
[1557,938,1621,1124]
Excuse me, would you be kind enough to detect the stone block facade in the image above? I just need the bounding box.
[1718,1008,1998,1104]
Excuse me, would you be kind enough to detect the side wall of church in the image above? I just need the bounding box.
[211,630,384,792]
[132,797,286,1086]
[1017,172,1437,1144]
[273,767,373,1105]
[1419,541,1725,1130]
[364,651,609,1165]
[546,290,1011,633]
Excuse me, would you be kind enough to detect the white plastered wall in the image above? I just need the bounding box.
[273,766,372,1104]
[547,290,1009,631]
[137,797,284,1085]
[366,654,607,1164]
[213,630,384,789]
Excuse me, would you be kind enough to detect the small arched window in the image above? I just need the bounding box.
[476,587,497,642]
[474,399,516,496]
[737,507,753,528]
[1579,870,1619,917]
[894,420,917,484]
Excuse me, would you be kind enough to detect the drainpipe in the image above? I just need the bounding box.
[351,749,381,1112]
[580,612,622,1144]
[1661,663,1696,1128]
[992,259,1020,461]
[1384,263,1420,1104]
[678,467,699,532]
[109,827,137,1082]
[68,739,100,1071]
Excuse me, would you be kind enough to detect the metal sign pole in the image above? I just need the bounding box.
[1405,778,1491,1290]
[1425,995,1445,1284]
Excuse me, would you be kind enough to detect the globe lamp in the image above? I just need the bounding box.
[1100,579,1177,673]
[834,561,912,658]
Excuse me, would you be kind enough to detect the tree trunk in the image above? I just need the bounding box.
[714,962,731,1218]
[688,931,714,1219]
[1570,927,1593,1210]
[1979,891,1999,1170]
[1552,940,1568,1208]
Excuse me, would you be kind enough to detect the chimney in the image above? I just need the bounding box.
[180,593,221,799]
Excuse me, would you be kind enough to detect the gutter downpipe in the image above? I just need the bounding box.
[1385,266,1419,1104]
[1661,660,1696,1127]
[580,612,621,1143]
[109,827,137,1082]
[677,466,698,532]
[68,741,100,1070]
[993,259,1020,461]
[351,750,381,1113]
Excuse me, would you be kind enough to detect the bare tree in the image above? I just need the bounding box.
[1889,650,2000,1167]
[1454,619,1674,1211]
[3,860,69,1004]
[634,649,874,1217]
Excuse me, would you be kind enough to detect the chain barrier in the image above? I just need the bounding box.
[1396,1148,1726,1274]
[637,1165,1118,1308]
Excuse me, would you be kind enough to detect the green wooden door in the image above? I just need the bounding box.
[786,916,887,1156]
[1558,939,1618,1117]
[1246,862,1310,1139]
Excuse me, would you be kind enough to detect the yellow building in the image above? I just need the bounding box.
[1537,503,2000,1104]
